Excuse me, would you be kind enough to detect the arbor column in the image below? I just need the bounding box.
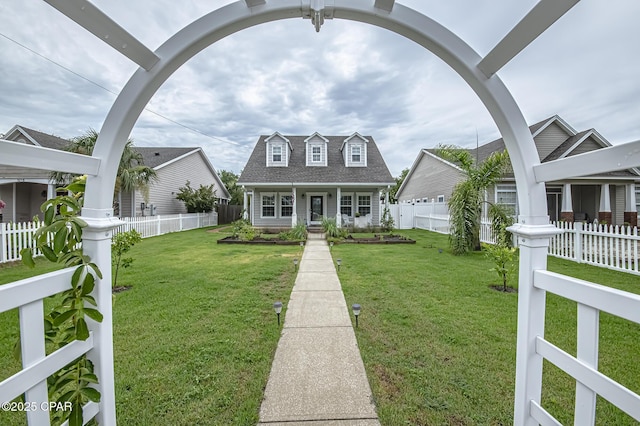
[624,184,637,227]
[81,208,123,426]
[598,184,611,224]
[560,183,573,222]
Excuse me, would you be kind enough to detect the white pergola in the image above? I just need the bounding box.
[2,1,640,425]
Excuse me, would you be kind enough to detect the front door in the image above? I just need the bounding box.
[310,196,323,224]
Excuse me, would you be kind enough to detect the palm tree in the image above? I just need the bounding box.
[437,144,510,254]
[51,129,157,211]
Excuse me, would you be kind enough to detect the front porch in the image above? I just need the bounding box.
[242,186,388,229]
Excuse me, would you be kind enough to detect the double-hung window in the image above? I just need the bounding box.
[312,146,321,162]
[261,194,275,218]
[281,194,293,217]
[357,194,371,216]
[351,145,361,163]
[340,195,352,216]
[272,145,282,162]
[496,184,517,215]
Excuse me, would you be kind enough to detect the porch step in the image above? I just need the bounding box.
[307,226,324,234]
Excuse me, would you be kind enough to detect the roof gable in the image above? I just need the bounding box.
[4,125,70,150]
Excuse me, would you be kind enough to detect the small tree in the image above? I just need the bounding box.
[111,229,142,289]
[485,243,517,292]
[380,206,395,232]
[176,180,217,213]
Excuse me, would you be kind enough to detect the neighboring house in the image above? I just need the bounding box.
[238,132,394,228]
[396,115,640,226]
[118,147,230,217]
[0,125,229,222]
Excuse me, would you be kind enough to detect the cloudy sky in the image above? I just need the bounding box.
[1,0,639,177]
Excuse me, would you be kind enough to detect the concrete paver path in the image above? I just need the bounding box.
[258,233,380,425]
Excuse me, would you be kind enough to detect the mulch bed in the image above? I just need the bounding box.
[217,236,302,245]
[341,234,416,244]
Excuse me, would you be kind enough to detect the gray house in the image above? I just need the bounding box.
[238,132,394,228]
[0,125,229,221]
[396,115,640,226]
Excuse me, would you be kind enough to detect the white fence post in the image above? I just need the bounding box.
[574,222,583,263]
[1,223,6,263]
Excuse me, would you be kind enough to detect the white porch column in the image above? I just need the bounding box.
[242,188,248,220]
[47,183,56,200]
[12,182,17,222]
[291,187,298,227]
[336,187,342,227]
[598,183,612,224]
[81,208,123,426]
[509,218,563,426]
[624,184,638,227]
[560,183,573,222]
[625,183,636,211]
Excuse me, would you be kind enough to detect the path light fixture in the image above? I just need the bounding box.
[273,301,283,326]
[352,303,361,328]
[336,258,341,271]
[300,241,304,249]
[329,241,334,250]
[293,258,298,271]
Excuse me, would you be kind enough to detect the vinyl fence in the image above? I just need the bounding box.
[390,203,640,275]
[0,212,217,263]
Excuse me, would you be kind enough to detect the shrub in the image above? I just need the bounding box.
[380,207,395,232]
[322,217,348,239]
[112,229,142,289]
[231,219,257,241]
[279,223,308,241]
[484,243,517,291]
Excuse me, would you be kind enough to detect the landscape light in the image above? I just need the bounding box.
[336,258,342,271]
[293,258,298,271]
[273,301,283,326]
[352,303,361,328]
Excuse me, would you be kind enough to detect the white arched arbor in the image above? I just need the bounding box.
[3,1,640,425]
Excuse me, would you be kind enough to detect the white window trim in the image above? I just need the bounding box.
[356,192,372,216]
[437,195,445,203]
[261,192,276,218]
[280,193,293,217]
[351,145,362,163]
[495,184,518,215]
[272,145,282,163]
[340,193,353,217]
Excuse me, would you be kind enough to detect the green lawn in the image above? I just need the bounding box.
[1,228,638,425]
[334,229,640,425]
[0,228,298,425]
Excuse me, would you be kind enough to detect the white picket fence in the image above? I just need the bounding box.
[549,221,639,275]
[0,212,217,263]
[390,203,640,275]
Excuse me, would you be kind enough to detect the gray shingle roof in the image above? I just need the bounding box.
[134,147,198,168]
[238,135,394,185]
[18,126,70,150]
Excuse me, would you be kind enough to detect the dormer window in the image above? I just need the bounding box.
[341,132,368,167]
[265,132,291,167]
[351,145,361,163]
[305,132,329,166]
[272,145,282,162]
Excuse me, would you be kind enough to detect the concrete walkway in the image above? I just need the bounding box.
[258,233,380,425]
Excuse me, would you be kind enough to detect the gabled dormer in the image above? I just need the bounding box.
[304,132,329,166]
[265,132,292,167]
[341,132,368,167]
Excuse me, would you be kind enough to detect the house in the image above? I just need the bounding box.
[118,147,230,217]
[237,132,394,228]
[0,125,230,222]
[396,115,640,226]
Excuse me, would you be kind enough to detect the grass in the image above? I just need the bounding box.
[0,227,298,425]
[333,229,640,425]
[1,227,638,425]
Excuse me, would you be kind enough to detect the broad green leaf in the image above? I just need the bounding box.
[83,295,98,307]
[41,245,59,263]
[80,387,101,403]
[76,318,89,340]
[72,266,84,289]
[53,309,76,326]
[81,274,95,296]
[79,374,99,385]
[71,217,88,228]
[69,402,83,426]
[44,205,55,225]
[88,263,103,279]
[83,308,103,323]
[20,248,35,268]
